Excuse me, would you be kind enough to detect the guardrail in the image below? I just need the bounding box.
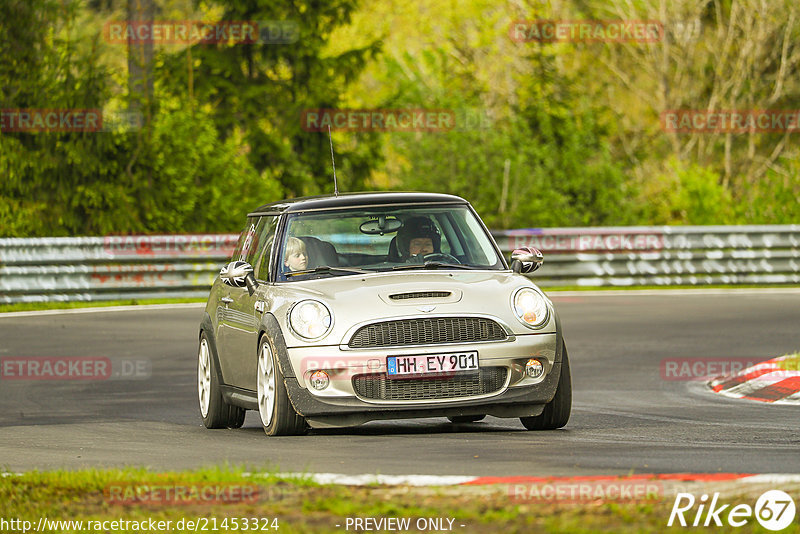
[493,225,800,288]
[0,226,798,303]
[0,235,237,304]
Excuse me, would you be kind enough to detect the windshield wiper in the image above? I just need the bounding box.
[285,265,371,277]
[388,261,476,271]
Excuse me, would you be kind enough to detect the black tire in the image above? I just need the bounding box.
[227,406,246,429]
[257,333,306,436]
[520,340,572,430]
[198,332,246,429]
[447,415,486,423]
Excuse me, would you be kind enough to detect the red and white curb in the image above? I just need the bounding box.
[709,355,800,404]
[7,471,798,487]
[278,473,800,487]
[276,473,800,504]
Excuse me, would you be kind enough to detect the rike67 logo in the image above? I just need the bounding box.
[668,490,796,530]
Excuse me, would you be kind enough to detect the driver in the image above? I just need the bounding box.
[397,216,441,261]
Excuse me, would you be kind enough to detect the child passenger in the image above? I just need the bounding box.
[283,237,308,272]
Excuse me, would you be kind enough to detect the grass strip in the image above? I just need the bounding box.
[1,468,797,533]
[0,298,205,314]
[777,353,800,371]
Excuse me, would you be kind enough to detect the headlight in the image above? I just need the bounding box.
[512,288,550,328]
[288,300,333,340]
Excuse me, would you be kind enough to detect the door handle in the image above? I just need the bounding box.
[221,297,234,304]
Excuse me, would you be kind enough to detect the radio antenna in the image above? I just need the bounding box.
[328,124,339,197]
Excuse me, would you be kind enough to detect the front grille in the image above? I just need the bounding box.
[389,291,451,300]
[352,367,508,401]
[348,317,506,348]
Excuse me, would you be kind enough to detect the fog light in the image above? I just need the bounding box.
[525,359,543,379]
[310,370,330,390]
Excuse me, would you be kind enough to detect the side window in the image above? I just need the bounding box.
[238,219,259,262]
[453,209,498,266]
[253,216,279,280]
[231,217,257,261]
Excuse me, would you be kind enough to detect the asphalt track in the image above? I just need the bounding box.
[1,291,798,475]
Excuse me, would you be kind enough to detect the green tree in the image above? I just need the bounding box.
[158,0,383,198]
[358,15,631,228]
[0,0,274,236]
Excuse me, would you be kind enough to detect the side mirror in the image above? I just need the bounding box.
[510,247,543,274]
[220,261,257,292]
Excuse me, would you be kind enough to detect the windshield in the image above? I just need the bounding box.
[276,204,504,280]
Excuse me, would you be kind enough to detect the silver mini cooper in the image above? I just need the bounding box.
[198,192,570,436]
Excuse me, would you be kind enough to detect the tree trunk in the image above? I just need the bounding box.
[127,0,154,116]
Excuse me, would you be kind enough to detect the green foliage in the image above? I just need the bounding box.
[2,0,799,237]
[0,101,276,236]
[634,159,735,225]
[377,42,630,228]
[735,158,800,224]
[157,0,383,198]
[0,0,286,237]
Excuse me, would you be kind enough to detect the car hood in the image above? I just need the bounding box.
[270,270,554,346]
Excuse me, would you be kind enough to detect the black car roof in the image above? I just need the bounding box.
[248,192,468,216]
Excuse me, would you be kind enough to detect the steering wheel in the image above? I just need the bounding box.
[421,253,461,264]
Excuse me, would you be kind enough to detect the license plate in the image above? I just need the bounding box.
[387,351,479,377]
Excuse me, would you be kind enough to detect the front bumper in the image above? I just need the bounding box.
[283,332,562,426]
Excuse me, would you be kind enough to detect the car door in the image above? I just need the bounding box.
[219,215,278,390]
[216,217,258,385]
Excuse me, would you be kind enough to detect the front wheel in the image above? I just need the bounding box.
[520,340,572,430]
[257,333,306,436]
